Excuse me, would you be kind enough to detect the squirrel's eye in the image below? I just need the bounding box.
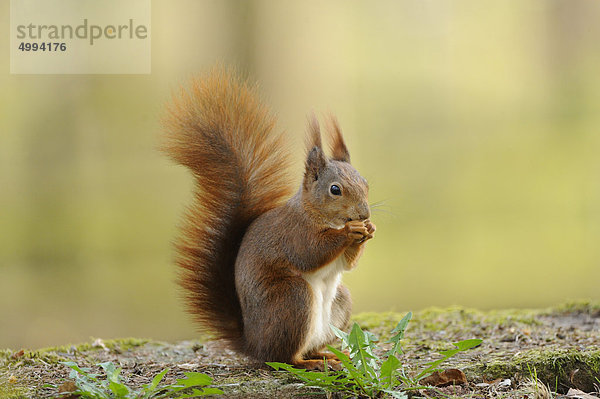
[330,184,342,196]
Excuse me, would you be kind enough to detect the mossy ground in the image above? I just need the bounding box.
[1,301,599,398]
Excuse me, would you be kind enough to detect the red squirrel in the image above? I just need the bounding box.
[162,68,375,371]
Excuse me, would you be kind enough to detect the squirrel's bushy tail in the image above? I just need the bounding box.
[162,68,294,347]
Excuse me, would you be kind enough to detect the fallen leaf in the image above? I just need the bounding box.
[420,368,467,387]
[8,375,17,384]
[58,381,79,399]
[566,388,599,399]
[178,363,199,370]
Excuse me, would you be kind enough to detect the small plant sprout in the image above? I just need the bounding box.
[268,312,482,398]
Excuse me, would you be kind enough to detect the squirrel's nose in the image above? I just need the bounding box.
[357,203,371,221]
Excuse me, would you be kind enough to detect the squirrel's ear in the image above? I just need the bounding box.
[304,146,327,184]
[304,114,327,183]
[326,115,351,163]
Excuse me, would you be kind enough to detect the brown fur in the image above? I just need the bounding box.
[163,68,374,370]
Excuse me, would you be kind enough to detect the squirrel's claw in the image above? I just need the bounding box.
[365,220,376,235]
[349,232,365,240]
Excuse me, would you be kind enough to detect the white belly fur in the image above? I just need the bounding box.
[300,256,347,355]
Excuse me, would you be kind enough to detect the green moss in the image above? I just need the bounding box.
[0,384,27,399]
[1,338,150,366]
[40,337,149,354]
[1,349,68,365]
[551,300,600,316]
[353,306,541,338]
[473,348,600,393]
[95,337,149,351]
[0,373,28,399]
[418,306,541,328]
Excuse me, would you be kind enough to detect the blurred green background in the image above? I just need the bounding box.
[2,0,600,350]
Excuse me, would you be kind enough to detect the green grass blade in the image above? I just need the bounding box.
[162,372,215,395]
[176,372,213,387]
[142,367,169,397]
[62,361,97,381]
[380,354,401,389]
[108,381,130,397]
[453,338,482,351]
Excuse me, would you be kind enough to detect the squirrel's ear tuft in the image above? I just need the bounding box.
[326,115,351,163]
[305,112,323,151]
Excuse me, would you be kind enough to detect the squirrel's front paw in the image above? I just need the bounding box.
[345,220,370,242]
[358,219,375,243]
